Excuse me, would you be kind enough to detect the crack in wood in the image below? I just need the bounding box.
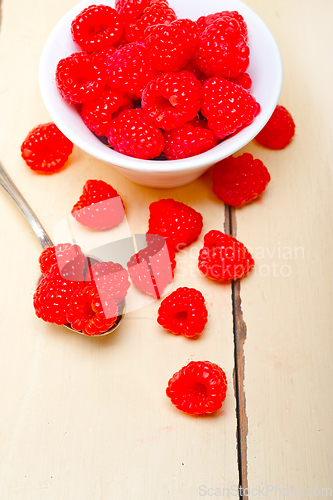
[225,205,249,500]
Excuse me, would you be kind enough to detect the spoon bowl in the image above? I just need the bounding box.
[0,160,125,337]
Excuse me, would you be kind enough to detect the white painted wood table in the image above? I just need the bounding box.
[0,1,332,499]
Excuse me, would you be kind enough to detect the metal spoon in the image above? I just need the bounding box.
[0,161,125,336]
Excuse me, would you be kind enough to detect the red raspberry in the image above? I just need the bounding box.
[71,5,124,53]
[21,123,73,174]
[227,72,252,90]
[157,287,208,338]
[105,42,156,99]
[163,121,218,160]
[33,264,84,326]
[198,230,254,282]
[193,16,249,78]
[55,52,106,103]
[125,1,177,43]
[197,10,248,39]
[141,71,202,131]
[166,360,227,415]
[39,243,86,281]
[147,198,203,252]
[212,153,271,207]
[108,109,165,159]
[66,284,119,336]
[201,77,260,139]
[86,261,131,304]
[127,234,176,298]
[145,19,199,72]
[80,88,132,136]
[255,105,296,149]
[71,179,125,230]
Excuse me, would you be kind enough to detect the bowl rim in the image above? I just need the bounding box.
[39,0,283,173]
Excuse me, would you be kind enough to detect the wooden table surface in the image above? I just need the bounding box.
[0,1,332,499]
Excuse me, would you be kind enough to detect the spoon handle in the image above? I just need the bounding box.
[0,161,53,249]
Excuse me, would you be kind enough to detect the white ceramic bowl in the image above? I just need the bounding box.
[39,0,282,188]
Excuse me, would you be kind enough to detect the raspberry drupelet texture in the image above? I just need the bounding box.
[115,0,151,24]
[141,71,202,131]
[193,15,249,78]
[55,52,106,103]
[163,121,218,160]
[147,198,203,252]
[227,72,252,90]
[108,109,165,159]
[71,5,124,53]
[86,261,131,304]
[105,42,156,99]
[145,19,199,72]
[66,284,119,336]
[33,264,85,326]
[93,46,118,70]
[198,230,254,282]
[166,360,228,415]
[196,10,248,39]
[157,287,208,338]
[127,234,176,298]
[255,105,296,149]
[21,123,74,174]
[201,77,260,139]
[80,88,132,136]
[125,1,177,42]
[71,179,125,230]
[212,153,271,206]
[38,243,86,281]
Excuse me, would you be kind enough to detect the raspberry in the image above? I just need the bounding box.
[147,198,203,252]
[157,287,208,338]
[55,52,106,103]
[125,1,177,43]
[198,230,254,282]
[127,234,176,298]
[33,264,84,326]
[145,19,199,72]
[201,77,260,139]
[197,11,248,39]
[141,71,202,131]
[80,88,132,136]
[71,5,124,52]
[255,105,296,149]
[86,261,131,304]
[212,153,271,207]
[163,121,218,160]
[107,109,165,159]
[105,42,156,99]
[66,284,119,336]
[166,360,227,415]
[20,123,73,174]
[193,15,249,78]
[71,179,125,230]
[38,243,86,281]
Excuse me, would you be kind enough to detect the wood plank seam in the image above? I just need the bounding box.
[225,205,249,500]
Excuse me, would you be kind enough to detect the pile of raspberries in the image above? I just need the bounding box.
[55,1,261,160]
